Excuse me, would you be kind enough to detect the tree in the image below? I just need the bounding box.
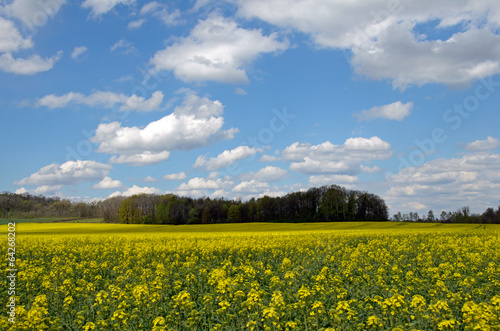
[99,196,124,223]
[157,202,170,224]
[427,210,435,222]
[248,198,257,222]
[188,207,199,224]
[202,206,212,224]
[257,196,272,222]
[319,185,348,221]
[227,204,241,223]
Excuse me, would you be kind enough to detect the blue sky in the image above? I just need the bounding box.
[1,0,500,216]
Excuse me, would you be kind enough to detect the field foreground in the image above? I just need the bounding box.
[2,222,500,330]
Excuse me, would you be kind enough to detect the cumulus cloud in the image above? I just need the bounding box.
[464,136,500,151]
[92,176,123,189]
[259,155,280,162]
[109,151,170,166]
[0,9,63,75]
[82,0,134,16]
[71,46,88,60]
[37,90,164,112]
[385,152,500,213]
[163,172,187,180]
[240,166,287,182]
[0,17,32,52]
[0,51,62,75]
[308,174,358,187]
[128,19,146,29]
[150,14,288,84]
[351,23,500,89]
[91,92,237,166]
[176,176,234,191]
[194,146,262,171]
[354,101,413,122]
[1,0,66,29]
[15,185,63,195]
[15,160,112,186]
[233,0,500,88]
[109,185,163,198]
[142,176,158,183]
[232,179,269,193]
[282,137,392,175]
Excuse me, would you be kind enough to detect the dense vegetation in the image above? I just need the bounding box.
[2,184,499,224]
[1,186,387,224]
[114,185,388,224]
[0,192,98,219]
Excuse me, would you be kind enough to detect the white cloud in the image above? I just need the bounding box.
[150,14,288,84]
[163,172,187,180]
[109,185,163,198]
[464,136,500,151]
[109,151,170,166]
[283,137,392,175]
[139,1,181,25]
[15,160,112,186]
[93,176,123,189]
[351,23,500,90]
[194,146,262,171]
[385,152,500,213]
[139,1,159,15]
[71,46,88,60]
[354,101,413,122]
[361,165,382,173]
[255,188,288,199]
[0,17,32,52]
[1,0,66,29]
[234,0,500,88]
[120,91,164,112]
[234,0,384,49]
[176,176,233,191]
[0,51,62,75]
[37,90,164,112]
[0,6,64,75]
[128,18,146,29]
[14,187,27,194]
[127,2,181,30]
[308,174,358,187]
[232,180,269,193]
[240,166,287,182]
[82,0,134,16]
[110,39,135,54]
[234,87,247,95]
[406,202,428,211]
[91,92,237,165]
[142,176,158,183]
[259,154,280,162]
[15,185,63,195]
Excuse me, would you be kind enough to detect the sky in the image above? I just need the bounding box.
[1,0,500,216]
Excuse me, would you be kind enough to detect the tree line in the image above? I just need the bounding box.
[109,185,388,224]
[392,206,500,224]
[2,187,499,224]
[0,185,388,223]
[0,192,98,219]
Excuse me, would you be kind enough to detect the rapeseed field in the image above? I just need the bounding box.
[1,222,499,330]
